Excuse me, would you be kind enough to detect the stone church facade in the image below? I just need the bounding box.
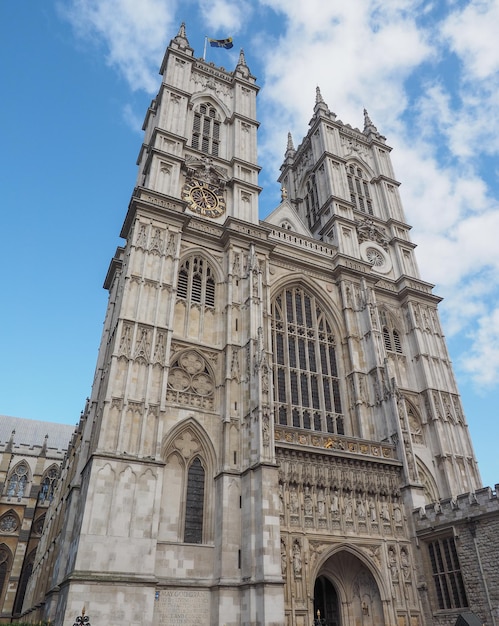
[17,23,498,626]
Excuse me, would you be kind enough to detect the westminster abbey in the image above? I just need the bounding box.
[2,22,498,626]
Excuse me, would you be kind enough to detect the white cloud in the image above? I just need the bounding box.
[199,0,251,33]
[442,0,499,80]
[462,306,499,386]
[61,0,175,92]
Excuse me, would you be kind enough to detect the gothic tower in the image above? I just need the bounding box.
[22,24,484,626]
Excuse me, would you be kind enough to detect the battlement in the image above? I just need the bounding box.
[413,484,499,531]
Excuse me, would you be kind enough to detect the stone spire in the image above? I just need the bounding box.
[172,22,190,49]
[286,132,295,154]
[313,86,335,118]
[235,49,251,78]
[363,108,379,137]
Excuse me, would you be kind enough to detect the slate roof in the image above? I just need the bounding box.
[0,415,76,452]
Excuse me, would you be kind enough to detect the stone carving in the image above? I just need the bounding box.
[292,540,302,577]
[281,539,287,575]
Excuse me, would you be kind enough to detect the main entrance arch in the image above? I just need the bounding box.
[313,549,386,626]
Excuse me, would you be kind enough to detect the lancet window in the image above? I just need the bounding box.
[305,174,320,228]
[380,310,403,354]
[271,287,344,435]
[183,457,205,543]
[177,256,215,308]
[191,103,220,156]
[0,546,12,608]
[347,164,373,215]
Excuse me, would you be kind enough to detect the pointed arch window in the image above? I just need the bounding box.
[380,310,403,354]
[13,549,36,616]
[192,103,220,156]
[39,466,59,503]
[305,174,320,228]
[6,463,29,499]
[177,256,216,308]
[347,164,373,215]
[271,287,344,434]
[184,457,205,543]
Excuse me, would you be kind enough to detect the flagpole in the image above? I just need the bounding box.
[203,36,207,61]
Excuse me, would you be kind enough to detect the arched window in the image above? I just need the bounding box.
[184,457,205,543]
[39,466,59,503]
[380,310,403,354]
[304,174,320,228]
[347,164,373,215]
[6,463,29,499]
[0,545,12,608]
[177,256,215,308]
[191,103,220,156]
[272,287,344,434]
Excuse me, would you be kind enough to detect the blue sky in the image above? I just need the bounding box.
[1,0,498,489]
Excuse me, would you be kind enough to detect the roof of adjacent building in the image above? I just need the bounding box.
[0,415,76,452]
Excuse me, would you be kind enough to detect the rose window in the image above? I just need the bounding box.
[366,247,385,267]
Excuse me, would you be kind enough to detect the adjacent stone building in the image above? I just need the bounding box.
[12,23,498,626]
[0,416,75,622]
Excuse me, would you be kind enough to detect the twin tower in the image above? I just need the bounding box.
[22,24,482,626]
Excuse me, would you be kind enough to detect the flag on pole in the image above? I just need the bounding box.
[208,37,233,49]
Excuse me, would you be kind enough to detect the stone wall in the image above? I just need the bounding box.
[413,484,499,626]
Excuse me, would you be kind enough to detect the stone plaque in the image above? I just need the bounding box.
[155,589,210,626]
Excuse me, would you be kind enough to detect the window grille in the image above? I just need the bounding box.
[428,537,468,609]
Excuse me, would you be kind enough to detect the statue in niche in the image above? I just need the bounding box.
[344,493,353,521]
[369,497,377,523]
[304,486,313,516]
[279,483,284,515]
[331,489,340,515]
[317,488,325,516]
[388,546,398,581]
[400,547,411,580]
[357,498,366,519]
[289,486,299,514]
[393,500,402,524]
[380,497,390,522]
[281,539,287,575]
[293,540,302,577]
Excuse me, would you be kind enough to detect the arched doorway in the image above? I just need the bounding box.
[314,575,340,626]
[313,549,386,626]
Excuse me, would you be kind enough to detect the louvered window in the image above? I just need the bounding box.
[347,164,373,215]
[191,104,221,156]
[177,257,216,308]
[271,287,344,434]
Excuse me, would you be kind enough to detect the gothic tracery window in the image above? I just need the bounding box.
[177,256,215,308]
[38,466,59,503]
[347,164,373,215]
[6,463,29,499]
[271,287,344,434]
[191,103,220,156]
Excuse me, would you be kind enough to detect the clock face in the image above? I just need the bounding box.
[182,179,226,218]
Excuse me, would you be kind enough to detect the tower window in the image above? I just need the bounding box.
[184,458,205,543]
[191,104,221,157]
[271,287,344,434]
[380,310,403,354]
[177,257,216,308]
[428,537,468,610]
[6,463,29,499]
[347,164,373,215]
[304,175,320,228]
